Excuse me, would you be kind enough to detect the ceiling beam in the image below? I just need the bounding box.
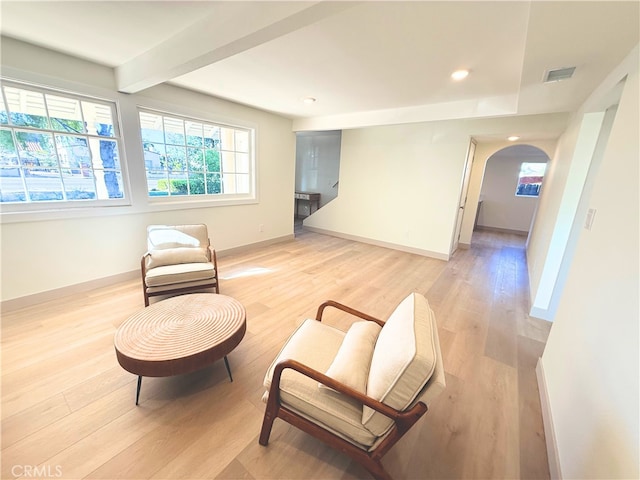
[115,1,357,93]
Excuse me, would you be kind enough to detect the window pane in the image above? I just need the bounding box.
[0,131,24,202]
[143,142,165,171]
[205,149,220,173]
[223,173,236,193]
[83,102,115,137]
[206,173,221,194]
[147,170,168,196]
[56,135,90,172]
[0,128,18,165]
[15,131,57,168]
[236,173,250,193]
[0,101,8,124]
[187,174,205,195]
[222,151,235,173]
[166,145,186,171]
[236,153,249,173]
[140,111,164,143]
[187,148,204,171]
[24,167,64,201]
[88,138,121,170]
[164,117,185,145]
[94,170,124,200]
[204,125,220,148]
[168,172,188,195]
[61,169,96,200]
[46,94,85,134]
[4,87,50,129]
[95,169,123,199]
[220,127,235,150]
[0,169,26,202]
[235,130,249,153]
[185,121,203,147]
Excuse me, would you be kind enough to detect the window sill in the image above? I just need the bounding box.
[0,195,258,224]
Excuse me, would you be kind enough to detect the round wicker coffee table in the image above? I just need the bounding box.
[114,293,246,404]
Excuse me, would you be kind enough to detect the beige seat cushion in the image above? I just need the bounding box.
[145,262,216,287]
[264,319,378,448]
[362,293,438,436]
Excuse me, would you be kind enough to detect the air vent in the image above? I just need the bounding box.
[544,67,576,83]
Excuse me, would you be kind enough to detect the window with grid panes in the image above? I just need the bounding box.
[138,109,253,199]
[0,80,126,208]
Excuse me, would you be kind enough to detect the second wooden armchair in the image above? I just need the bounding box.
[141,224,220,306]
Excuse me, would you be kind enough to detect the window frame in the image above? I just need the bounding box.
[137,107,256,205]
[0,79,130,214]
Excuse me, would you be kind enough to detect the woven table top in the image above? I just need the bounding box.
[114,293,246,377]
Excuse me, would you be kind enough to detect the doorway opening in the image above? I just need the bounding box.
[472,145,550,243]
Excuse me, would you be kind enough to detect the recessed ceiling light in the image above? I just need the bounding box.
[508,136,520,141]
[451,69,469,81]
[302,96,317,104]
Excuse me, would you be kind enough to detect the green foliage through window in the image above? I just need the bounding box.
[139,109,252,198]
[0,81,124,205]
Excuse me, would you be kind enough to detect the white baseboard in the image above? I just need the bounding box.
[217,234,294,257]
[1,235,295,312]
[304,226,450,261]
[536,358,563,479]
[1,270,140,313]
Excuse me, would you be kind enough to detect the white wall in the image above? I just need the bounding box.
[477,149,547,233]
[295,130,341,212]
[0,38,296,303]
[535,48,639,478]
[304,115,568,260]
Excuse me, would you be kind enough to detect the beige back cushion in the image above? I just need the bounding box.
[362,292,437,436]
[319,320,381,394]
[146,224,210,270]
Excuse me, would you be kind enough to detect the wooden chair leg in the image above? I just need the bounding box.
[260,387,282,446]
[364,459,393,480]
[259,404,277,446]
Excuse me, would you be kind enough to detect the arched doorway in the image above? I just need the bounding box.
[473,144,550,242]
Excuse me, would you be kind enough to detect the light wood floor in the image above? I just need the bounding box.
[1,229,551,479]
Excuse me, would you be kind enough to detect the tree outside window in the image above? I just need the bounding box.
[0,82,124,204]
[139,109,252,198]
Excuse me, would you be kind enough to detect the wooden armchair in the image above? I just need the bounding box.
[141,224,219,306]
[259,293,446,480]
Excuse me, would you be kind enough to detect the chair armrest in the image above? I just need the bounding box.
[140,252,151,276]
[270,358,426,429]
[315,300,385,327]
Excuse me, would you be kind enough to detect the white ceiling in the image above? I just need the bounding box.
[1,1,638,132]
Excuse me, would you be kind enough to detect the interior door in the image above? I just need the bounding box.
[450,139,477,254]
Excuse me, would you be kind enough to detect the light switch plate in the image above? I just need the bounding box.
[584,208,596,230]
